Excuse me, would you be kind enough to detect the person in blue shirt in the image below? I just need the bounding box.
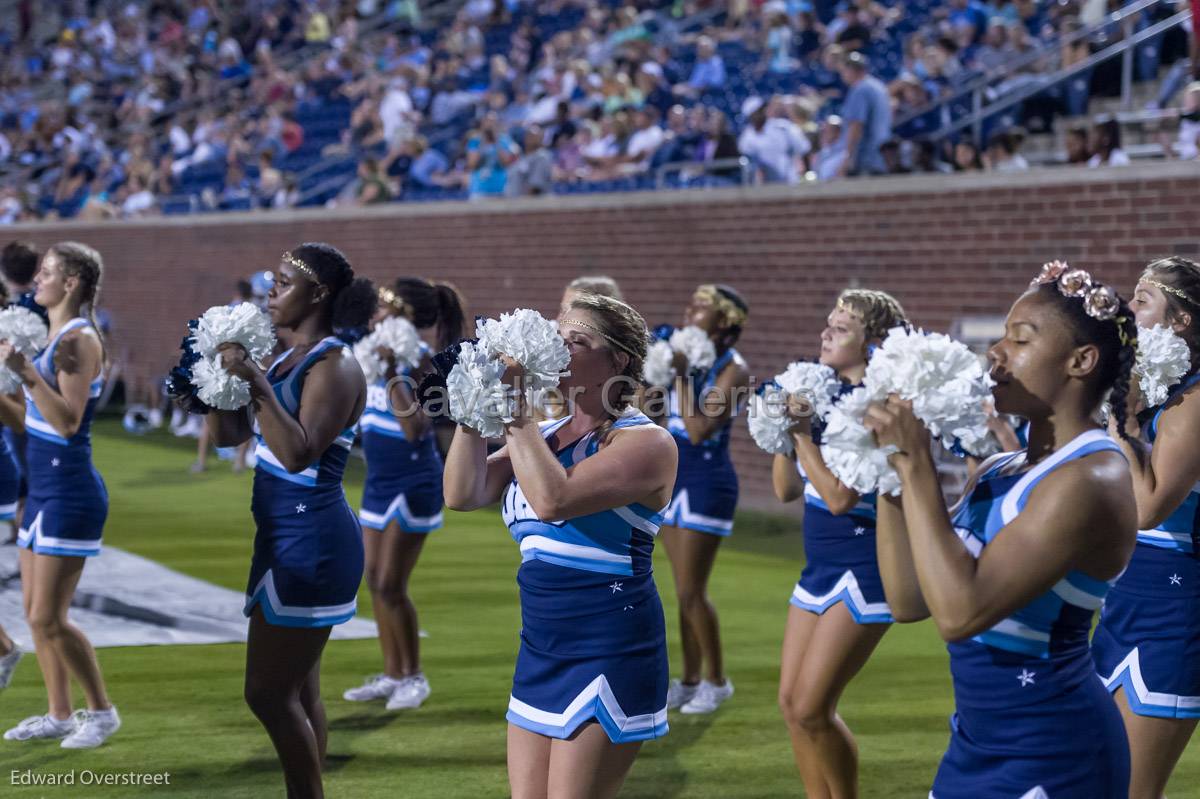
[869,263,1139,798]
[1,240,43,524]
[836,52,892,177]
[466,114,519,199]
[673,36,727,98]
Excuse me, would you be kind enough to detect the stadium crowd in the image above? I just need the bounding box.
[0,0,1194,222]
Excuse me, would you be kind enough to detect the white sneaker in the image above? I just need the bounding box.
[385,674,431,710]
[666,679,700,710]
[343,674,402,702]
[0,645,23,689]
[680,680,734,715]
[4,714,76,741]
[60,707,121,749]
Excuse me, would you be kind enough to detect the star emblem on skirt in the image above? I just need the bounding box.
[609,581,623,594]
[296,503,307,514]
[51,458,60,467]
[1169,573,1182,586]
[1017,669,1036,687]
[853,526,866,536]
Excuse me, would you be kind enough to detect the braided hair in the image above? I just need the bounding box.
[836,288,909,342]
[391,277,468,352]
[289,243,377,331]
[1034,282,1138,442]
[564,292,650,442]
[48,241,106,365]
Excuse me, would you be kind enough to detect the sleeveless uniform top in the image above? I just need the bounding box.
[24,317,103,449]
[948,430,1125,708]
[359,341,440,465]
[253,337,356,503]
[1137,372,1200,554]
[665,348,744,451]
[502,412,665,578]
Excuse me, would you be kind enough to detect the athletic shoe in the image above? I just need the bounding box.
[60,707,121,749]
[4,714,76,741]
[0,645,23,689]
[343,674,402,702]
[680,680,734,715]
[666,679,700,710]
[385,674,431,710]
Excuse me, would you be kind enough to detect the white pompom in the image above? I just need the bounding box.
[1135,324,1191,407]
[864,327,994,458]
[669,326,717,372]
[775,361,841,418]
[819,387,901,496]
[643,340,676,387]
[747,387,795,455]
[0,306,48,394]
[477,309,571,391]
[192,354,252,410]
[446,340,514,438]
[193,303,277,361]
[352,337,386,384]
[352,317,422,384]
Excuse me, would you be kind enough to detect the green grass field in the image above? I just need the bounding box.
[3,420,1197,797]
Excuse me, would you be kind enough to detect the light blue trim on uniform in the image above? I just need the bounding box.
[24,318,103,446]
[802,482,876,518]
[16,511,102,557]
[999,429,1121,524]
[358,493,444,532]
[243,569,358,628]
[0,500,16,521]
[662,489,733,535]
[1100,647,1200,719]
[789,569,893,623]
[506,675,669,743]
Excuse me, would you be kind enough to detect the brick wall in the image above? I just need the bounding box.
[9,162,1199,509]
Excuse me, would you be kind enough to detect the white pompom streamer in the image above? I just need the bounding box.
[0,306,48,394]
[864,327,994,457]
[193,354,252,410]
[188,303,278,411]
[1135,324,1191,407]
[446,341,513,438]
[775,361,841,419]
[669,326,716,373]
[477,309,570,391]
[353,316,424,384]
[820,387,902,496]
[643,340,676,387]
[747,387,795,455]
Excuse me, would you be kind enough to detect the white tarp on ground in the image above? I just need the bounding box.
[0,543,377,648]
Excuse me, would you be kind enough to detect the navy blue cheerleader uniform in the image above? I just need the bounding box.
[0,425,20,522]
[357,347,443,534]
[503,412,670,743]
[661,348,745,536]
[931,430,1129,798]
[15,318,107,557]
[1092,373,1200,719]
[243,337,364,628]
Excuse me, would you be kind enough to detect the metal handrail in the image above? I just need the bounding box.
[655,157,750,189]
[930,8,1191,142]
[893,0,1170,131]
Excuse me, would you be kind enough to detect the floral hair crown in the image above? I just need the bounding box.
[1030,261,1131,345]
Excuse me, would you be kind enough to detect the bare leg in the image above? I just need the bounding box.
[362,531,401,678]
[660,526,725,684]
[546,722,643,799]
[508,723,553,799]
[299,659,327,763]
[1114,687,1199,799]
[18,548,70,717]
[375,525,426,677]
[27,552,111,712]
[244,607,332,799]
[779,606,829,799]
[779,603,889,799]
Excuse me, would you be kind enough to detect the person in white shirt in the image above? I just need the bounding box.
[623,107,665,171]
[1172,82,1200,160]
[737,97,811,184]
[1087,118,1131,168]
[380,78,416,146]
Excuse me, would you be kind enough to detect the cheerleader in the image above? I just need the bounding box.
[560,275,624,312]
[0,242,117,748]
[1,240,43,535]
[444,294,676,799]
[656,284,749,714]
[343,278,465,710]
[772,289,907,797]
[867,263,1138,797]
[0,625,22,689]
[209,243,373,798]
[1093,256,1200,798]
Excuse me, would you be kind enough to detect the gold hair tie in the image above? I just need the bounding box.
[1142,278,1197,307]
[695,285,747,328]
[282,252,324,288]
[559,318,643,359]
[378,286,414,317]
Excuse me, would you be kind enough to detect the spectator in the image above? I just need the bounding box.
[1169,82,1200,160]
[1,241,41,315]
[408,137,452,189]
[947,0,990,45]
[257,151,283,207]
[622,107,665,172]
[737,97,811,184]
[507,125,554,196]
[1065,125,1091,164]
[764,3,795,74]
[119,173,156,218]
[971,22,1013,72]
[356,158,393,205]
[835,51,892,176]
[985,129,1030,172]
[812,115,846,181]
[466,114,519,198]
[1087,118,1131,168]
[701,108,742,177]
[674,36,726,97]
[951,139,984,171]
[880,139,909,174]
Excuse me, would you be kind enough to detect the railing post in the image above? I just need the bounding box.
[972,89,983,147]
[1121,14,1134,111]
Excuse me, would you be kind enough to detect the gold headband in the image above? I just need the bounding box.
[282,252,323,287]
[695,285,747,328]
[1141,278,1197,307]
[378,286,413,317]
[559,317,642,360]
[835,297,863,318]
